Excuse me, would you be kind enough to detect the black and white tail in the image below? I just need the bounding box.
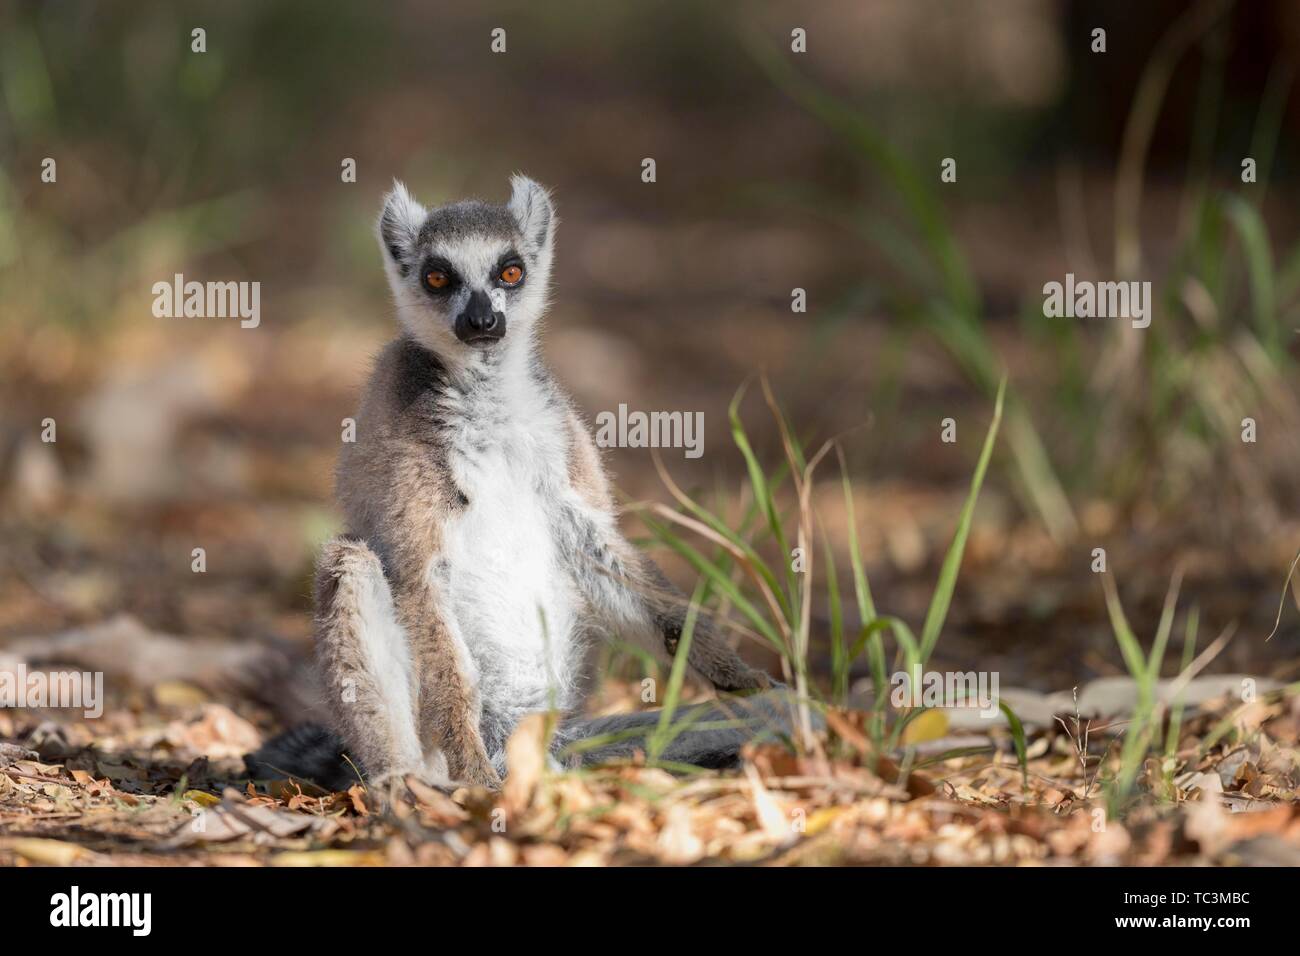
[245,688,805,790]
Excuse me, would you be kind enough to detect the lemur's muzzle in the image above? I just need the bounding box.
[454,290,506,346]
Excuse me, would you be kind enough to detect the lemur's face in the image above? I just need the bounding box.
[377,175,556,357]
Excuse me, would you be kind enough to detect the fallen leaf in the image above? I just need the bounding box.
[153,680,209,708]
[167,703,262,759]
[1184,773,1229,856]
[346,784,369,816]
[2,837,93,865]
[657,804,704,864]
[502,713,548,817]
[901,709,950,744]
[744,764,790,840]
[271,850,385,867]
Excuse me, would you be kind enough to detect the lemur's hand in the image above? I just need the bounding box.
[661,611,774,696]
[719,666,775,695]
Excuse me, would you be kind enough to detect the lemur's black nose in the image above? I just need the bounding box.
[455,290,506,344]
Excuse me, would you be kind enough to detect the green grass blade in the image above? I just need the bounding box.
[822,530,847,705]
[642,514,786,653]
[887,617,921,677]
[1165,606,1200,759]
[918,376,1006,665]
[884,696,930,754]
[913,746,995,769]
[656,460,792,621]
[838,449,878,622]
[1147,567,1184,678]
[1102,575,1161,815]
[1246,59,1295,206]
[998,701,1029,789]
[746,33,977,311]
[649,581,705,760]
[728,380,797,616]
[1102,578,1150,686]
[838,449,883,706]
[1221,193,1279,355]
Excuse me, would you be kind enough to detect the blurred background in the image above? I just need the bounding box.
[1,0,1299,704]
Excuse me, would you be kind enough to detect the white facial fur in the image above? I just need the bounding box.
[376,175,556,372]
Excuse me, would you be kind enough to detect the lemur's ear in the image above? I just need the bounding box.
[508,174,556,253]
[377,180,426,276]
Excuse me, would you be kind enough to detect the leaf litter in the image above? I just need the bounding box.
[1,659,1297,866]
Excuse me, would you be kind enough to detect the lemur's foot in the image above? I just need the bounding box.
[447,750,503,791]
[365,770,418,813]
[367,768,461,812]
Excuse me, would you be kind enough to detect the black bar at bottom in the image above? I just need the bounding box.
[1,864,1279,942]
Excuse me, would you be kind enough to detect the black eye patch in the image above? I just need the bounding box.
[420,257,459,294]
[493,251,526,287]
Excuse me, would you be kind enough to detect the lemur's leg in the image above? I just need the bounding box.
[355,436,503,790]
[562,415,771,693]
[391,578,502,789]
[314,537,425,786]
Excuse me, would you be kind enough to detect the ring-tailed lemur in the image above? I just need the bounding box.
[247,176,791,793]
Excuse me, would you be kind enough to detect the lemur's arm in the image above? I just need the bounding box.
[333,432,501,790]
[563,413,771,693]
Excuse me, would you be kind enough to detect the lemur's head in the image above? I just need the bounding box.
[377,174,556,357]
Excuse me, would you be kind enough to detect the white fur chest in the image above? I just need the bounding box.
[435,393,583,716]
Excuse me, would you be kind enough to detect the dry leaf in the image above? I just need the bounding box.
[901,709,949,745]
[2,837,93,865]
[657,804,705,863]
[271,850,385,867]
[744,764,790,839]
[167,703,262,758]
[502,713,548,817]
[346,783,369,816]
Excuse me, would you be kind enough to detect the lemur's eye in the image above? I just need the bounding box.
[499,264,524,285]
[424,270,450,290]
